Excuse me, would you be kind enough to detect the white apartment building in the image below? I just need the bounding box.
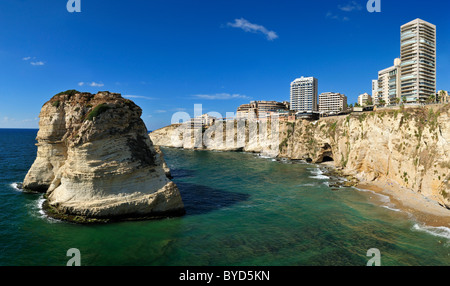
[400,19,436,102]
[318,92,347,114]
[371,80,379,104]
[377,58,402,105]
[358,93,372,106]
[290,76,318,112]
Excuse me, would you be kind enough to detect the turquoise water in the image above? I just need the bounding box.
[0,129,449,266]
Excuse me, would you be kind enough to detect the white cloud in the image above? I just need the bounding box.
[123,95,156,100]
[192,93,250,100]
[227,18,278,41]
[89,82,104,87]
[155,110,167,113]
[30,61,45,66]
[338,1,363,12]
[326,1,362,21]
[326,11,350,21]
[78,81,104,87]
[23,56,45,65]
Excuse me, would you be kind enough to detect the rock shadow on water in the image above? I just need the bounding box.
[175,182,250,216]
[170,168,197,179]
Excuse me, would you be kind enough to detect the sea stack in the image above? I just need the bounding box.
[23,90,185,222]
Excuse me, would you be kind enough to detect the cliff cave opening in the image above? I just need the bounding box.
[322,156,334,162]
[320,143,334,163]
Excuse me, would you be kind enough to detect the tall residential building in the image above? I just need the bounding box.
[400,19,436,102]
[377,58,402,105]
[358,93,372,106]
[290,76,318,112]
[371,80,379,104]
[318,92,347,114]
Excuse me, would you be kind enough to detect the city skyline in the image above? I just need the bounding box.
[0,0,449,130]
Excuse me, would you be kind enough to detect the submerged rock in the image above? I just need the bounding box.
[23,90,185,222]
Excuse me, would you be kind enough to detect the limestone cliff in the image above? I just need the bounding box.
[151,119,280,157]
[150,104,450,209]
[24,90,184,222]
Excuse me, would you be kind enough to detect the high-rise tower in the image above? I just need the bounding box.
[290,76,318,112]
[400,19,436,102]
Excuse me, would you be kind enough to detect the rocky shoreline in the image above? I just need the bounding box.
[319,161,450,228]
[324,167,360,190]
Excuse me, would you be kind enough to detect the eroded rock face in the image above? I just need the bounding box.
[24,91,184,221]
[150,119,280,157]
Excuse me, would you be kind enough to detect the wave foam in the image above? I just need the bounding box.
[382,205,401,212]
[297,183,316,187]
[309,168,330,180]
[412,224,450,240]
[310,175,330,180]
[29,196,60,224]
[310,168,323,175]
[377,193,391,203]
[354,187,391,204]
[37,197,46,216]
[10,183,22,192]
[257,155,273,159]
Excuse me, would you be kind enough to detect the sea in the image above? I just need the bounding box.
[0,128,449,266]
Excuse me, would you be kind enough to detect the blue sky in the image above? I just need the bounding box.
[0,0,449,130]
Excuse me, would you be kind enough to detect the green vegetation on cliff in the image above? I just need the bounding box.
[85,103,111,121]
[55,89,80,97]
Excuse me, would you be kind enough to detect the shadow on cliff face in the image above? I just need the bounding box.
[173,181,250,216]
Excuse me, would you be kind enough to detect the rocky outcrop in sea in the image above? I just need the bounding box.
[23,90,185,223]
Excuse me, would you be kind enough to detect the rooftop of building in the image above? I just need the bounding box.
[401,18,435,28]
[291,76,317,83]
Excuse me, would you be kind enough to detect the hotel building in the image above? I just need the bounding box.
[290,77,318,112]
[236,101,289,119]
[318,92,347,114]
[400,19,436,102]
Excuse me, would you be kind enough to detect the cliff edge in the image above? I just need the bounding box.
[24,90,185,223]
